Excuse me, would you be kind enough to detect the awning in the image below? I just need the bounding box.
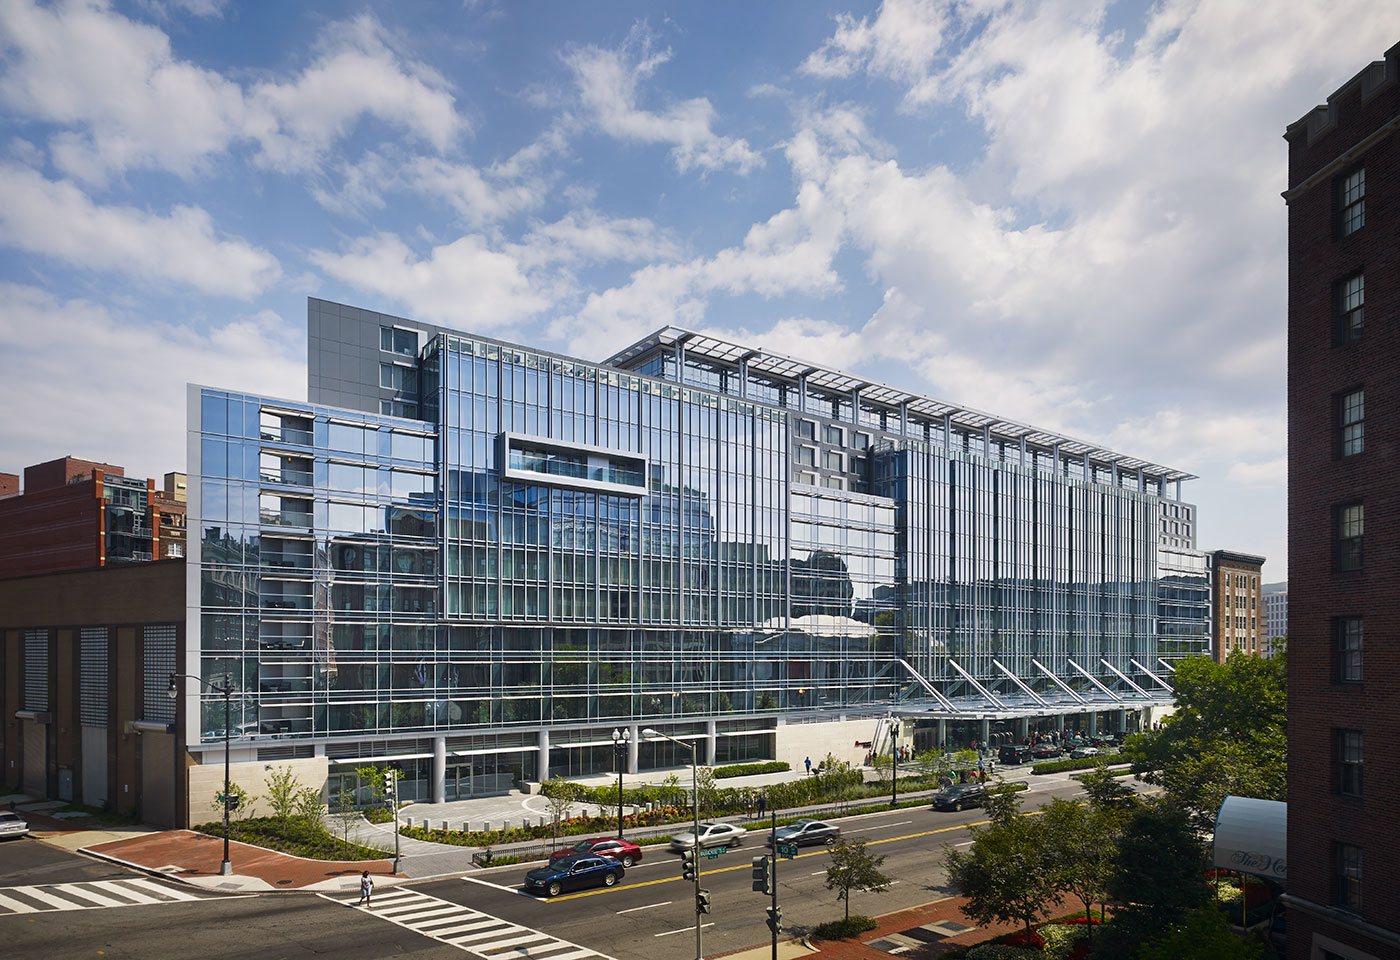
[1213,795,1286,881]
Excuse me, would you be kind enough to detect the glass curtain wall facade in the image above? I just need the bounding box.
[187,303,1202,793]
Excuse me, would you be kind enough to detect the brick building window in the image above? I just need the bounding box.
[1336,729,1363,796]
[1336,618,1362,682]
[1339,168,1365,236]
[1335,842,1362,911]
[1335,503,1364,572]
[1337,388,1364,457]
[1336,272,1364,343]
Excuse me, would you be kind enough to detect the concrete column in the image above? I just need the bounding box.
[537,728,550,782]
[1015,717,1029,740]
[1087,712,1098,736]
[432,736,446,804]
[935,719,946,750]
[627,724,639,775]
[705,719,717,767]
[1117,710,1128,736]
[1054,714,1065,733]
[979,719,991,749]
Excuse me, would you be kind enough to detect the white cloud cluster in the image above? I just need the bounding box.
[565,27,763,175]
[0,1,462,184]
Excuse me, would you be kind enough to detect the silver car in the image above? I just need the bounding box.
[0,810,30,839]
[769,818,841,848]
[669,821,747,851]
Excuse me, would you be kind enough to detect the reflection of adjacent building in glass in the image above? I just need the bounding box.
[182,299,1203,810]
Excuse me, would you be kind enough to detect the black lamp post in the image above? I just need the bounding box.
[611,727,631,839]
[890,714,899,808]
[169,672,233,876]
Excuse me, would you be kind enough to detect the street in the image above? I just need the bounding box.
[2,775,1128,960]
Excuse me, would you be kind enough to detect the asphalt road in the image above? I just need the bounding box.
[2,774,1137,960]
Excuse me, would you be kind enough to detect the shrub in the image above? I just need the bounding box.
[1040,922,1090,960]
[194,816,385,862]
[1032,757,1118,775]
[966,946,1041,960]
[812,915,878,939]
[712,761,790,779]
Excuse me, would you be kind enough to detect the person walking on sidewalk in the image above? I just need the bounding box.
[358,870,374,907]
[804,756,812,776]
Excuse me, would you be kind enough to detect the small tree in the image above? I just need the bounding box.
[211,781,255,823]
[264,766,302,823]
[329,788,360,855]
[914,748,952,782]
[824,837,893,920]
[695,766,719,818]
[870,752,893,786]
[944,790,1057,941]
[1078,761,1140,817]
[294,784,325,834]
[1040,797,1118,935]
[540,775,583,850]
[816,757,858,811]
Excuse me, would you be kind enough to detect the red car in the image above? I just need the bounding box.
[549,837,644,867]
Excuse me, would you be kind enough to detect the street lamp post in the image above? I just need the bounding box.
[643,727,702,960]
[169,672,233,876]
[890,714,899,808]
[611,728,631,839]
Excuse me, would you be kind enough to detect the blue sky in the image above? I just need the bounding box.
[3,0,1398,579]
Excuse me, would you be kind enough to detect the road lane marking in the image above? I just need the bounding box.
[617,901,671,914]
[654,922,715,938]
[460,875,531,895]
[848,820,913,833]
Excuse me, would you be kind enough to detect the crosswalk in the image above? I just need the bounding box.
[0,877,205,916]
[324,887,615,960]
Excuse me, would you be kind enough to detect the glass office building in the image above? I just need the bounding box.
[183,299,1202,800]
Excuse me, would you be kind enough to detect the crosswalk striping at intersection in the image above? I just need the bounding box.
[323,887,614,959]
[0,877,205,916]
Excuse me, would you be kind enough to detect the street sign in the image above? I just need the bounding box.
[776,843,799,859]
[698,846,728,858]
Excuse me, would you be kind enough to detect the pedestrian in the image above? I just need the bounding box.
[988,760,995,777]
[756,794,767,818]
[804,756,812,775]
[358,870,374,907]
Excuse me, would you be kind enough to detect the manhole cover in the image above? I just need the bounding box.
[276,879,294,886]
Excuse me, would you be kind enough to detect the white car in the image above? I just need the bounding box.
[0,810,30,839]
[669,821,747,851]
[1070,746,1100,759]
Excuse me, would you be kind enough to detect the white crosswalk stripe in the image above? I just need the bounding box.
[0,878,206,916]
[321,888,615,959]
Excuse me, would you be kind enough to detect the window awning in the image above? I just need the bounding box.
[1213,795,1286,881]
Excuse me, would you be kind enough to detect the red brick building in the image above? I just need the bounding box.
[1209,550,1265,662]
[1284,42,1400,960]
[0,457,185,578]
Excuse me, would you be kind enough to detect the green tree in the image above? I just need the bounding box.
[824,838,893,920]
[695,766,719,818]
[816,757,858,811]
[294,784,324,833]
[1077,762,1140,817]
[1099,798,1212,956]
[264,766,302,823]
[329,788,360,855]
[1122,649,1285,831]
[540,775,583,850]
[913,748,952,782]
[944,787,1057,941]
[1040,797,1117,937]
[1137,907,1265,960]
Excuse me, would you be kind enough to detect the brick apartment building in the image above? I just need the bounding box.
[1209,550,1265,662]
[0,457,186,579]
[1284,41,1399,960]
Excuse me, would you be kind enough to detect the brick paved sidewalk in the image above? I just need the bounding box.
[83,829,397,892]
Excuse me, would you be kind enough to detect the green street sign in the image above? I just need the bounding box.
[776,843,799,859]
[698,846,728,859]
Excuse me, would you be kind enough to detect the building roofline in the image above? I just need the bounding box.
[1211,550,1267,566]
[604,325,1197,483]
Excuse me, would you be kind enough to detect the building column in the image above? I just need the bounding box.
[1087,712,1098,737]
[537,729,550,782]
[1054,714,1065,734]
[705,719,717,767]
[935,719,946,750]
[1116,710,1128,736]
[1015,717,1029,741]
[627,724,639,775]
[979,719,991,749]
[432,736,446,804]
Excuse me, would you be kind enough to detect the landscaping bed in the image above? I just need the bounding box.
[193,817,387,861]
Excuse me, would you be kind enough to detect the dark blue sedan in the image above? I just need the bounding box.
[523,854,625,897]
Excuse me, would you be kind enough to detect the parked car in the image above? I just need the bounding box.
[998,744,1032,764]
[768,819,840,848]
[931,783,988,812]
[523,855,625,897]
[1070,746,1100,759]
[669,821,747,851]
[548,837,643,867]
[0,811,30,840]
[1031,743,1063,760]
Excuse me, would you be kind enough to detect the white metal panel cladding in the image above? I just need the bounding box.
[23,629,48,711]
[80,627,109,726]
[142,626,178,724]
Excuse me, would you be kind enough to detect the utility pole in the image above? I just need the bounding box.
[891,715,899,808]
[770,806,778,960]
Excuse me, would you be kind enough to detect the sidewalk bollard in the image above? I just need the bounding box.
[405,816,414,828]
[483,820,490,833]
[440,819,448,832]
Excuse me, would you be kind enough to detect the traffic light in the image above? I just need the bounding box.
[225,794,240,811]
[766,905,782,933]
[383,769,395,793]
[680,848,697,881]
[752,856,772,894]
[696,889,711,915]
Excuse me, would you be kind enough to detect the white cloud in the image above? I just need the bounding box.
[801,0,950,94]
[309,232,550,330]
[0,284,302,479]
[0,2,463,183]
[517,210,681,268]
[0,164,281,297]
[565,26,762,175]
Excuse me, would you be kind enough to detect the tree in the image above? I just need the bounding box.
[913,748,952,782]
[1040,797,1117,937]
[1137,907,1265,960]
[264,766,302,823]
[540,775,583,850]
[695,766,719,818]
[1122,650,1285,831]
[1099,798,1212,957]
[1078,762,1140,817]
[211,781,255,822]
[329,788,360,855]
[294,784,324,833]
[824,838,893,920]
[816,757,858,811]
[944,788,1057,940]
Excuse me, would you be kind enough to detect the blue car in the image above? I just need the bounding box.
[523,854,625,897]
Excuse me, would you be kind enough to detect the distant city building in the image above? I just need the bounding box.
[1209,550,1265,661]
[1284,41,1398,960]
[1262,582,1288,657]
